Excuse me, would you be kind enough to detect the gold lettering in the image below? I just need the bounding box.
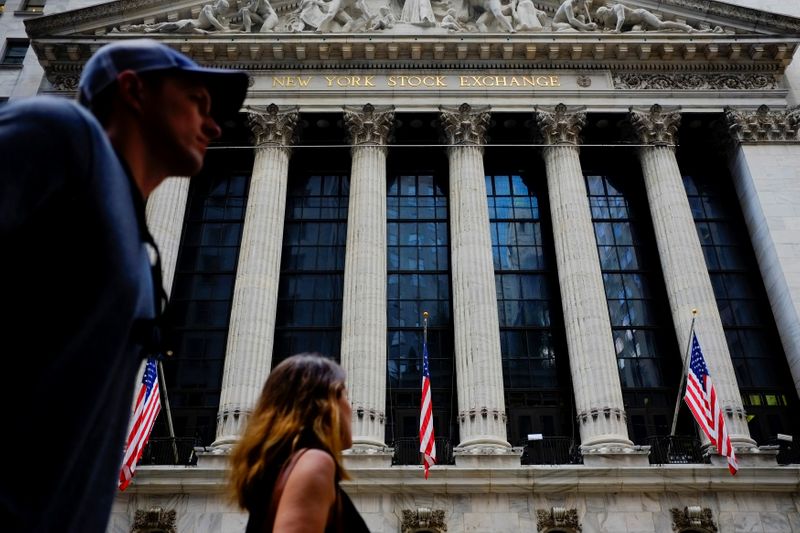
[422,76,435,87]
[364,75,375,87]
[436,76,447,87]
[388,76,397,87]
[285,77,296,87]
[272,76,286,87]
[495,76,507,87]
[535,76,550,87]
[471,76,484,87]
[522,75,535,87]
[550,75,561,87]
[460,76,471,87]
[408,76,421,87]
[297,76,312,87]
[324,76,336,87]
[509,77,521,87]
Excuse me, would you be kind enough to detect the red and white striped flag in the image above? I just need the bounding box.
[119,358,162,491]
[419,339,436,479]
[683,333,738,475]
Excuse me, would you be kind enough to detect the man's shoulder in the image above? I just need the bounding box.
[1,96,101,137]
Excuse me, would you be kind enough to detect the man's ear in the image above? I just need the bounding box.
[115,70,146,113]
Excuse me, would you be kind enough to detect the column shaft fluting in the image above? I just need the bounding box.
[631,105,753,446]
[535,105,633,451]
[441,104,509,449]
[341,105,393,450]
[145,177,190,295]
[213,106,298,448]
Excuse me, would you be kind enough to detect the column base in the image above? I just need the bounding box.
[343,445,394,468]
[580,444,652,467]
[194,447,231,469]
[453,444,521,467]
[706,444,778,468]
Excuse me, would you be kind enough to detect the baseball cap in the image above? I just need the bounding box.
[78,39,249,121]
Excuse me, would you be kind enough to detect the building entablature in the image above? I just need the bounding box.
[23,0,800,104]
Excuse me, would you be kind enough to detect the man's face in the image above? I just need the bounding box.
[140,74,222,177]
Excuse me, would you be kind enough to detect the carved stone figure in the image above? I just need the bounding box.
[475,0,515,32]
[512,0,546,31]
[122,0,231,33]
[552,0,596,31]
[401,0,436,26]
[369,5,397,29]
[595,2,722,33]
[296,0,372,31]
[239,0,278,32]
[440,7,465,31]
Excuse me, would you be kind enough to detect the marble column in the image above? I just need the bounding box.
[629,104,754,449]
[145,177,190,296]
[725,105,800,402]
[534,104,638,463]
[439,104,512,460]
[341,104,394,458]
[211,105,299,449]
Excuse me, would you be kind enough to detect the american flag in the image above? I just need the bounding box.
[119,358,162,491]
[419,337,436,479]
[683,333,738,475]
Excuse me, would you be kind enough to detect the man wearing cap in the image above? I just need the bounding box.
[0,39,247,532]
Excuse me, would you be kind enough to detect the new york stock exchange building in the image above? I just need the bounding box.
[6,0,800,529]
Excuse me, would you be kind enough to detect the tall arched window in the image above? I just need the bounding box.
[159,151,251,445]
[485,170,572,446]
[273,170,349,365]
[386,149,457,458]
[682,167,800,442]
[583,163,681,444]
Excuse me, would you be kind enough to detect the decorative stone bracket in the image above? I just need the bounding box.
[131,507,177,533]
[536,507,581,533]
[401,507,447,533]
[670,506,718,532]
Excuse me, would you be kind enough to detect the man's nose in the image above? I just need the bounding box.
[204,116,222,140]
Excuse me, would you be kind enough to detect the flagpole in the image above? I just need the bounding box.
[157,360,180,465]
[423,311,428,344]
[669,308,699,439]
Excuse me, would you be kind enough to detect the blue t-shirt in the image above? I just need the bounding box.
[0,97,156,532]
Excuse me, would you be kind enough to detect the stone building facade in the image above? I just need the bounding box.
[3,0,800,531]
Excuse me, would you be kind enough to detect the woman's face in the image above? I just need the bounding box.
[338,386,353,450]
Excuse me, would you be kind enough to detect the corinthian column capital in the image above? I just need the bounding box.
[246,104,300,148]
[343,103,395,146]
[439,103,491,146]
[725,105,800,143]
[535,103,587,145]
[629,104,682,146]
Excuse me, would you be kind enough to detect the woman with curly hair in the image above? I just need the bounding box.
[229,353,370,533]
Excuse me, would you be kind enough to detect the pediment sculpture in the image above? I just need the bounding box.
[115,0,727,34]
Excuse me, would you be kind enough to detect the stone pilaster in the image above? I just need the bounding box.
[724,105,800,403]
[341,104,394,459]
[145,177,190,295]
[211,104,299,449]
[630,104,754,449]
[440,104,512,462]
[535,104,638,464]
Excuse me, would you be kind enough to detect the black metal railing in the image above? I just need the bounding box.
[762,436,800,465]
[392,437,455,466]
[646,435,705,465]
[520,437,583,465]
[138,437,200,466]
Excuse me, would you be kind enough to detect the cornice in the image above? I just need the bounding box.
[30,34,797,76]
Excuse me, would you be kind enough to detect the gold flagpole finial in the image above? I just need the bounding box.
[423,311,429,319]
[691,308,698,316]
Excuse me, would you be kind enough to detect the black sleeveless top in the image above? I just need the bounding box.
[244,451,370,533]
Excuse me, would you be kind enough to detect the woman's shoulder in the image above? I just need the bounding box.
[293,448,336,479]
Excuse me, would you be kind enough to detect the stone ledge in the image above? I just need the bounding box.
[124,463,800,495]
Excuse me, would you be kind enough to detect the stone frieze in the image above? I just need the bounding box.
[613,73,779,91]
